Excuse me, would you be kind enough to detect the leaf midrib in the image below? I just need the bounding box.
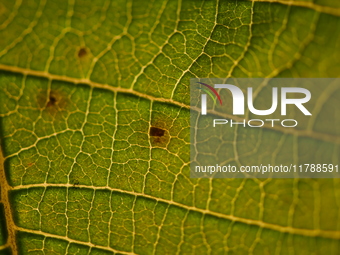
[0,147,18,254]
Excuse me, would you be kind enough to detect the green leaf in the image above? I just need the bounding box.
[0,0,340,254]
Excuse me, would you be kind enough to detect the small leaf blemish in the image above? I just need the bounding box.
[46,92,57,107]
[36,88,69,119]
[149,125,169,147]
[149,127,165,137]
[78,47,87,58]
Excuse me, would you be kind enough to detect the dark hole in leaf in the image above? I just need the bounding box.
[36,89,69,119]
[47,93,57,107]
[149,127,165,137]
[78,47,87,58]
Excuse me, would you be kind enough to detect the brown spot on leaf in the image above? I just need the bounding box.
[149,127,165,137]
[46,92,57,107]
[78,47,87,58]
[36,89,69,118]
[149,124,169,147]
